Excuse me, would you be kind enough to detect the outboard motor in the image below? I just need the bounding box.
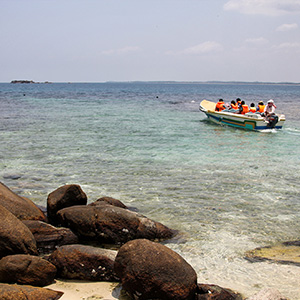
[267,115,279,128]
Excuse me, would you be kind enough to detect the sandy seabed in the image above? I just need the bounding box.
[48,280,121,300]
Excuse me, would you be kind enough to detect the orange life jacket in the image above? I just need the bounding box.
[241,104,249,114]
[231,104,238,110]
[249,107,256,113]
[257,104,265,113]
[215,102,225,111]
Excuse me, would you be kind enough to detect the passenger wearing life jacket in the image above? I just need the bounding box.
[257,101,265,114]
[230,100,239,110]
[240,100,249,114]
[215,99,226,111]
[249,103,256,113]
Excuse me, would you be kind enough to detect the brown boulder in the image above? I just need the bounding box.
[23,220,78,254]
[0,204,37,258]
[57,205,175,244]
[0,254,57,286]
[114,239,197,300]
[0,283,63,299]
[47,184,87,225]
[89,196,127,209]
[0,182,46,221]
[196,284,242,299]
[48,244,118,281]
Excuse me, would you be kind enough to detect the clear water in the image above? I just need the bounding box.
[1,82,300,298]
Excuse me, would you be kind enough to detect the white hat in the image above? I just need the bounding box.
[268,99,274,103]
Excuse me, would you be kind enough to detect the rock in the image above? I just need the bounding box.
[0,204,38,258]
[246,288,287,300]
[0,254,57,286]
[48,244,119,281]
[245,243,300,266]
[0,181,46,221]
[23,220,79,254]
[89,196,127,209]
[0,283,63,299]
[47,184,87,225]
[57,205,175,244]
[114,239,197,300]
[196,284,242,299]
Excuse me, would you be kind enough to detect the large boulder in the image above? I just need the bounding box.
[0,204,38,258]
[114,239,197,300]
[0,182,46,221]
[48,244,118,281]
[47,184,87,225]
[0,254,57,286]
[89,196,128,209]
[0,283,63,300]
[57,205,175,244]
[23,220,78,254]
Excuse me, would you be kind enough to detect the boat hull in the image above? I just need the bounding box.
[200,100,285,131]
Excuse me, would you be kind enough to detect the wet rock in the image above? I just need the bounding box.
[246,287,287,300]
[0,204,38,258]
[114,239,197,300]
[47,184,87,225]
[0,283,63,299]
[48,244,118,281]
[245,243,300,266]
[57,205,175,244]
[89,196,127,209]
[0,254,57,286]
[0,181,46,221]
[22,220,79,254]
[196,284,242,299]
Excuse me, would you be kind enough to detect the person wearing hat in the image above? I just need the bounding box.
[264,99,277,120]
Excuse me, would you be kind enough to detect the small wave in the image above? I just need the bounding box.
[284,127,300,136]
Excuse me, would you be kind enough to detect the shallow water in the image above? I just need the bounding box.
[1,82,300,298]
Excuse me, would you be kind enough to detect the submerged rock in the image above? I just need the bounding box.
[245,242,300,266]
[196,284,242,299]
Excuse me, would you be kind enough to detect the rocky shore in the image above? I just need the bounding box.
[0,181,290,299]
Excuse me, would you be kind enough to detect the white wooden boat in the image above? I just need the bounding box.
[199,100,285,131]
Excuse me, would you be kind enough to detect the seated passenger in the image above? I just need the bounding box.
[249,103,256,113]
[257,101,265,114]
[230,100,238,110]
[215,99,226,111]
[240,101,249,114]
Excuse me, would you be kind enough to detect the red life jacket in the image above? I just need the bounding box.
[231,104,238,110]
[249,107,256,113]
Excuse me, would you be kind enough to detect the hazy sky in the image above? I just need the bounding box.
[1,0,300,82]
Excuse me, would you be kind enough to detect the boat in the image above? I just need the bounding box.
[199,100,285,131]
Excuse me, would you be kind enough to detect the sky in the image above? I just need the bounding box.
[1,0,300,82]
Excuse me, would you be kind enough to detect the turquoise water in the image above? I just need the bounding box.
[1,82,300,298]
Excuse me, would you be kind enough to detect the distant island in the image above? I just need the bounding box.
[11,80,52,84]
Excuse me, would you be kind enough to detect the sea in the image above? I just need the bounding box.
[1,82,300,299]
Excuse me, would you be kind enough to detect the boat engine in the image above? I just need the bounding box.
[267,115,279,128]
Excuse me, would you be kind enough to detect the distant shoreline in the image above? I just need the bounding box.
[6,80,300,85]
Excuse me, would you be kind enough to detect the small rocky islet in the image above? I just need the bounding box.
[0,181,293,299]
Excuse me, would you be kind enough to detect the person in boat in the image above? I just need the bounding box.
[239,100,249,114]
[257,101,265,114]
[264,99,276,118]
[230,100,239,110]
[215,99,226,111]
[249,103,256,113]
